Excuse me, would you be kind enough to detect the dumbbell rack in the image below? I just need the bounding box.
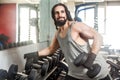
[43,58,66,80]
[23,48,67,80]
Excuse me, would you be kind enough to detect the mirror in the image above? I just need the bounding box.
[0,0,58,50]
[0,2,40,50]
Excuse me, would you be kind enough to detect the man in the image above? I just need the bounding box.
[28,3,111,80]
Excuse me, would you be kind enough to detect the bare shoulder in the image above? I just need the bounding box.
[71,21,90,32]
[75,22,89,28]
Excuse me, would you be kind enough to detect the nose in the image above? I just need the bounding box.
[58,12,63,17]
[58,13,61,17]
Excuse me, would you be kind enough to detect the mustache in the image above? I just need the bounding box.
[57,17,65,20]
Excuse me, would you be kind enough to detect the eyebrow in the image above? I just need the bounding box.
[55,10,65,13]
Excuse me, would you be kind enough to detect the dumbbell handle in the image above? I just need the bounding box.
[32,63,41,69]
[74,52,88,67]
[17,72,28,77]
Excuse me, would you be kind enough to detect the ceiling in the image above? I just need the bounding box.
[0,0,40,4]
[0,0,119,4]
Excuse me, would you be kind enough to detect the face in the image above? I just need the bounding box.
[54,6,67,27]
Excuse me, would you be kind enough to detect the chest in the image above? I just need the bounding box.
[59,28,87,45]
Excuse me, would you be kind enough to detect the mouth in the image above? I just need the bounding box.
[58,17,64,20]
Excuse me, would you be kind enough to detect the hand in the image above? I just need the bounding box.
[24,52,39,60]
[83,52,96,69]
[73,52,96,68]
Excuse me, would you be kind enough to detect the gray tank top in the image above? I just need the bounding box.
[57,22,110,80]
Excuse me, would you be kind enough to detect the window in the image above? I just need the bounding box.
[76,2,120,49]
[105,5,120,49]
[17,4,39,43]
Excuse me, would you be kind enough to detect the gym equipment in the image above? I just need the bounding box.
[74,52,101,78]
[46,56,53,72]
[107,60,120,80]
[24,52,42,74]
[46,60,68,80]
[7,64,39,80]
[8,64,18,80]
[46,66,62,80]
[23,48,65,80]
[24,58,35,74]
[56,49,64,61]
[0,69,8,80]
[37,58,49,77]
[57,71,66,80]
[57,61,68,73]
[70,40,101,78]
[25,57,49,77]
[24,52,39,61]
[28,69,40,80]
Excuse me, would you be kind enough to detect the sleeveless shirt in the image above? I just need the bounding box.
[57,22,110,80]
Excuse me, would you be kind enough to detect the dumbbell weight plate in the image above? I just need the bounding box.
[52,55,58,67]
[8,64,18,80]
[41,59,49,77]
[87,64,101,78]
[54,53,60,64]
[46,56,53,72]
[0,69,8,80]
[28,69,39,80]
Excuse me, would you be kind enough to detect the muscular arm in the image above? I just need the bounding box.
[74,22,103,54]
[38,32,60,56]
[88,28,103,54]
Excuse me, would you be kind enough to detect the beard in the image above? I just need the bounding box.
[55,18,67,27]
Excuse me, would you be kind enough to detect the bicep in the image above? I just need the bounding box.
[76,23,97,39]
[80,24,103,45]
[82,27,96,39]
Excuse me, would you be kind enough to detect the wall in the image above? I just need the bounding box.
[0,42,48,72]
[39,0,59,44]
[0,4,16,42]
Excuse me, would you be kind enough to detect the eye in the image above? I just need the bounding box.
[61,10,65,13]
[55,11,59,15]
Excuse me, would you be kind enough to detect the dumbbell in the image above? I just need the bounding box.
[35,58,49,77]
[107,60,120,70]
[57,61,68,73]
[24,53,49,75]
[51,54,59,67]
[24,58,35,75]
[46,56,54,72]
[57,70,67,80]
[7,64,38,80]
[28,69,40,80]
[53,53,60,65]
[46,53,62,73]
[7,64,18,80]
[24,52,41,74]
[25,57,49,77]
[0,69,8,80]
[74,52,101,78]
[56,49,64,61]
[46,67,62,80]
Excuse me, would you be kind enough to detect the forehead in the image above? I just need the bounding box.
[54,5,65,12]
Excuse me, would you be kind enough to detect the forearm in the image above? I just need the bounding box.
[91,33,103,54]
[38,47,55,56]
